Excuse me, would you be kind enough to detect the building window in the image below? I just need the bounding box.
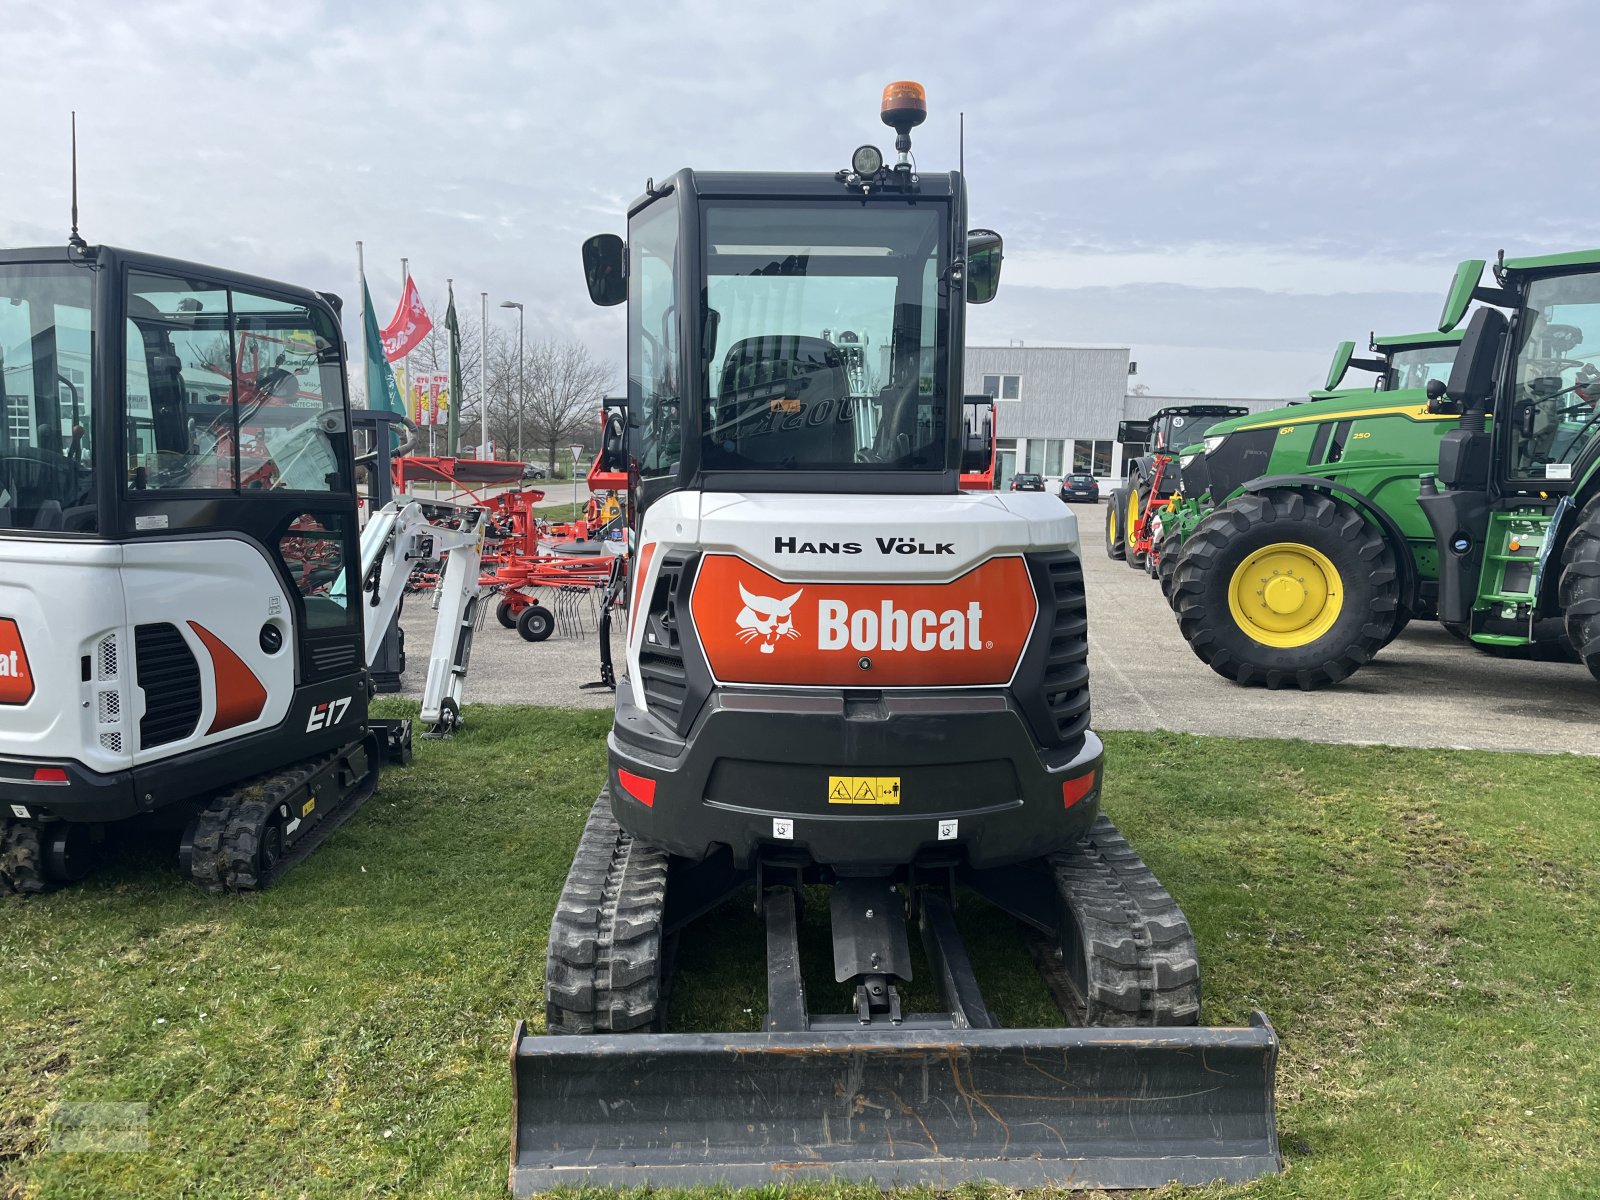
[1027,438,1066,477]
[982,373,1022,401]
[1072,439,1113,475]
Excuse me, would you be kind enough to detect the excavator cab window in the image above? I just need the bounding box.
[0,263,96,534]
[699,201,948,471]
[125,271,349,495]
[629,197,682,480]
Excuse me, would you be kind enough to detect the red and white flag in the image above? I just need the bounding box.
[381,276,433,362]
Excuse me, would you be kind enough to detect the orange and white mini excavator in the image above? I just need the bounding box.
[510,83,1282,1193]
[0,244,481,892]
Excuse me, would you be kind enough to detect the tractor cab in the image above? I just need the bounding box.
[581,85,1002,522]
[1422,252,1600,648]
[1316,329,1465,400]
[1117,404,1248,457]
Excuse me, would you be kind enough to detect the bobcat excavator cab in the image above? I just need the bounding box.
[0,244,480,893]
[511,84,1279,1192]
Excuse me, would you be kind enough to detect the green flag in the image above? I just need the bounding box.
[362,277,405,414]
[445,282,462,456]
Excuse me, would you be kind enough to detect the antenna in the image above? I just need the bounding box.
[960,111,965,179]
[68,112,87,253]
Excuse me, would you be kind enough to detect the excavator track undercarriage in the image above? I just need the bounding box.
[515,791,1279,1192]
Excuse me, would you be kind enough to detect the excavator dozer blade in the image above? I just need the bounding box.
[510,1012,1280,1194]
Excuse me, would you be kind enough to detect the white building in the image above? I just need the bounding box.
[964,345,1294,488]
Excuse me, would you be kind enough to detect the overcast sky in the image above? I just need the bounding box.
[9,0,1600,399]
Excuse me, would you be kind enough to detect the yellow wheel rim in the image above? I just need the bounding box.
[1227,542,1344,648]
[1107,503,1118,543]
[1126,489,1141,541]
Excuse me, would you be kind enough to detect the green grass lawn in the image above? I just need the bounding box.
[3,709,1598,1199]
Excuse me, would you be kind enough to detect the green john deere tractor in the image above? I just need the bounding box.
[1160,329,1465,688]
[1420,250,1600,680]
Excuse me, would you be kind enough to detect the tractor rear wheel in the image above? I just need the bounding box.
[1171,489,1400,690]
[1105,490,1126,560]
[1558,496,1600,681]
[1125,481,1149,570]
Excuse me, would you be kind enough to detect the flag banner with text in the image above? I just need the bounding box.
[382,276,433,362]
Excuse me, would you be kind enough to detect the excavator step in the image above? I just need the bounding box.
[510,1013,1279,1192]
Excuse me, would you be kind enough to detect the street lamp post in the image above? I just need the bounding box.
[500,300,524,463]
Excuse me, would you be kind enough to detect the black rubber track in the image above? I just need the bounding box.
[545,790,670,1034]
[1044,814,1201,1026]
[1105,489,1126,560]
[1559,495,1600,682]
[1171,489,1399,690]
[186,749,378,893]
[0,821,47,894]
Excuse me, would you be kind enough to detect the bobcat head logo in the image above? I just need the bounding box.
[735,583,803,654]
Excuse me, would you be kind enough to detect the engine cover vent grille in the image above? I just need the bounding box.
[135,623,203,749]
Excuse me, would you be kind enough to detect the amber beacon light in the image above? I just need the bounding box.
[880,81,927,133]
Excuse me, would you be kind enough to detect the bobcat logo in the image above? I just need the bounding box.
[735,583,803,654]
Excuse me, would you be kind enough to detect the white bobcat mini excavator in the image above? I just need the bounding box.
[511,84,1280,1191]
[0,244,482,893]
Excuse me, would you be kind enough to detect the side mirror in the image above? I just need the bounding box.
[1325,340,1356,391]
[966,230,1003,304]
[600,397,628,470]
[1444,306,1508,414]
[1117,419,1152,444]
[1439,258,1487,332]
[582,234,626,307]
[961,395,993,473]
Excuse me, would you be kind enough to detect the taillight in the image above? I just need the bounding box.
[617,768,656,808]
[1062,770,1097,809]
[32,767,69,784]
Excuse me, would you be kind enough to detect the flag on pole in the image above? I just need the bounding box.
[445,282,462,456]
[362,278,406,414]
[381,276,433,362]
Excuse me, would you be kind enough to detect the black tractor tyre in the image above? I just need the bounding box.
[496,599,518,629]
[516,603,555,643]
[1125,480,1150,571]
[1170,489,1400,690]
[1558,496,1600,681]
[1378,603,1412,650]
[1105,490,1126,560]
[1158,526,1183,606]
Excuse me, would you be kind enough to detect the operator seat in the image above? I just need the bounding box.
[709,335,853,467]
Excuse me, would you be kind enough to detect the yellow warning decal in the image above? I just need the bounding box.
[827,775,901,805]
[301,798,316,817]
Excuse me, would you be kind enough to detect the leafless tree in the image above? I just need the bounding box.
[526,340,614,473]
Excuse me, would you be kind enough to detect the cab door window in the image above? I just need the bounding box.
[1509,272,1600,482]
[125,272,348,494]
[629,197,681,478]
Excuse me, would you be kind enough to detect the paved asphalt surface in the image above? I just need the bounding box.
[398,498,1600,755]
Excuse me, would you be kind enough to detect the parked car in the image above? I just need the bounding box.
[1059,473,1100,503]
[1010,472,1045,492]
[522,463,549,480]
